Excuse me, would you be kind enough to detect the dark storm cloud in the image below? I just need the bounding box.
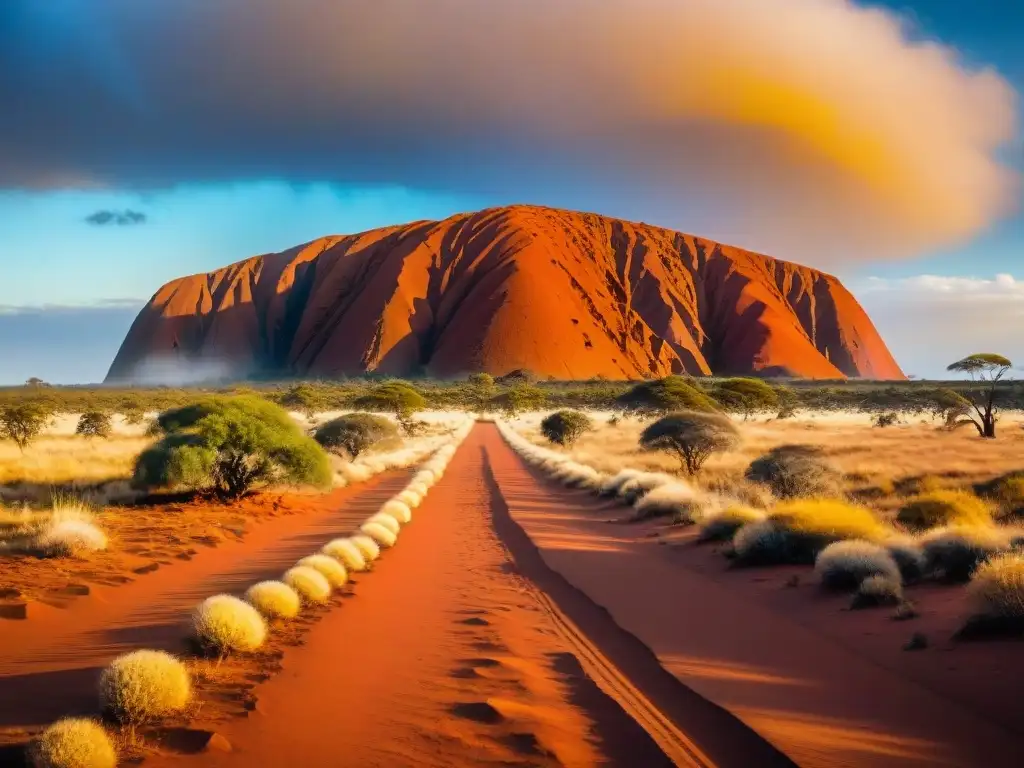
[85,209,147,226]
[0,0,1016,262]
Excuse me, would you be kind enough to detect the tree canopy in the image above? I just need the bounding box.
[353,381,426,420]
[616,376,719,417]
[712,378,779,418]
[639,411,740,475]
[134,396,331,498]
[540,410,593,447]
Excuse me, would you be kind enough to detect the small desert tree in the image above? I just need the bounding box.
[313,413,398,459]
[639,411,740,475]
[76,411,113,439]
[354,382,426,420]
[134,396,331,498]
[712,378,779,420]
[489,384,547,418]
[468,373,496,412]
[946,353,1013,438]
[0,402,54,452]
[616,376,718,419]
[540,410,593,447]
[278,383,327,421]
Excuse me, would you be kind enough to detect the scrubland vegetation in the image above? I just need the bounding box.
[495,362,1024,643]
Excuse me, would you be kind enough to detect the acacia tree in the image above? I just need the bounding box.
[0,403,53,452]
[639,411,740,475]
[946,353,1013,438]
[76,411,113,439]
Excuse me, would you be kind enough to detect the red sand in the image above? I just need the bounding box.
[108,205,903,382]
[146,426,697,767]
[8,425,1020,767]
[0,472,407,736]
[479,425,1024,767]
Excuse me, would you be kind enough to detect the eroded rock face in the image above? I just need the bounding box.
[106,205,904,382]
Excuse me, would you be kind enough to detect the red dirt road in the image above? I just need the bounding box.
[0,472,408,736]
[479,425,1024,768]
[148,426,722,767]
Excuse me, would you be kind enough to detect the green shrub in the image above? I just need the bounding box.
[745,445,843,499]
[313,413,398,458]
[278,383,327,419]
[639,411,740,475]
[76,411,113,439]
[489,384,547,417]
[712,378,779,419]
[540,410,594,447]
[616,376,718,418]
[353,382,426,420]
[133,396,331,498]
[897,490,995,530]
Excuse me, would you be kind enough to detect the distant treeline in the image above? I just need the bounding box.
[2,371,1023,415]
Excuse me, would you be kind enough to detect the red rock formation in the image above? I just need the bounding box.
[106,205,904,382]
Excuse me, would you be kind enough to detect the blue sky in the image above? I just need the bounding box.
[0,0,1021,383]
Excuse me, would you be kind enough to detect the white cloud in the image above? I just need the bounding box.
[857,274,1024,377]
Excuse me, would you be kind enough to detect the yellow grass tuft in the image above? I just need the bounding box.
[99,649,192,724]
[770,499,888,542]
[698,506,765,542]
[322,538,368,572]
[30,718,117,768]
[380,499,412,524]
[359,521,397,548]
[283,565,332,604]
[34,518,108,557]
[395,489,422,509]
[193,595,267,654]
[350,533,382,561]
[897,490,995,530]
[968,553,1024,619]
[245,580,301,620]
[296,554,348,588]
[365,513,401,535]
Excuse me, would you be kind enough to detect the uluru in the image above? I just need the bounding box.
[106,205,904,382]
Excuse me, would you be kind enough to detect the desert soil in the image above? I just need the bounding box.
[5,424,1021,767]
[0,472,409,749]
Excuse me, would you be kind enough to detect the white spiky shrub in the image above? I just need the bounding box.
[396,489,422,509]
[815,540,902,591]
[30,718,117,768]
[99,649,192,724]
[283,566,332,604]
[322,538,368,572]
[35,519,108,557]
[296,554,349,587]
[245,580,301,620]
[193,594,267,654]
